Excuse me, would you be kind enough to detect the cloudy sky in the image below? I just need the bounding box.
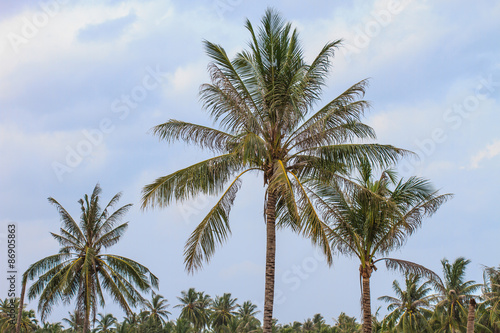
[1,0,499,326]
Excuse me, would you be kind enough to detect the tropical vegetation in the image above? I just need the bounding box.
[11,6,495,333]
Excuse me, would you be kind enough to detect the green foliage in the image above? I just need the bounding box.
[141,8,408,274]
[431,257,481,332]
[379,274,433,332]
[24,184,158,332]
[0,298,37,332]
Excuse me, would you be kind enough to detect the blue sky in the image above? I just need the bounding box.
[0,0,499,326]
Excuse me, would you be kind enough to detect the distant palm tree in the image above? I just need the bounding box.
[302,318,315,332]
[310,162,451,333]
[312,313,325,331]
[211,293,238,332]
[378,273,433,332]
[176,288,211,332]
[20,184,158,332]
[334,312,360,333]
[141,8,406,333]
[38,321,64,333]
[94,313,117,333]
[478,265,500,332]
[142,292,171,327]
[431,257,481,333]
[237,301,261,331]
[175,318,194,333]
[121,312,140,331]
[62,310,84,332]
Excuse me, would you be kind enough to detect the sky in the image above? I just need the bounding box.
[0,0,499,327]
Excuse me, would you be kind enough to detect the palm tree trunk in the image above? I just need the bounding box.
[467,299,476,333]
[263,190,277,333]
[15,274,27,333]
[361,267,372,333]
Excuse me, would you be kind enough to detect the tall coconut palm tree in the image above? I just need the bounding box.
[141,9,406,332]
[309,162,451,333]
[20,184,158,333]
[378,273,434,332]
[432,257,481,333]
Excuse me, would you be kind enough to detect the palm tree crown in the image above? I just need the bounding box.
[379,273,434,332]
[142,292,171,327]
[432,257,481,332]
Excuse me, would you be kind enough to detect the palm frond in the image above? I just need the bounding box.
[378,258,442,285]
[141,153,242,209]
[184,171,248,273]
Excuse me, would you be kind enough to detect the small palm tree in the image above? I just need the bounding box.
[432,257,482,333]
[312,313,325,331]
[310,162,451,333]
[94,313,117,333]
[38,321,64,333]
[141,9,406,333]
[175,318,194,333]
[62,310,84,332]
[20,184,158,332]
[477,265,500,332]
[176,288,212,332]
[141,292,171,327]
[237,301,261,331]
[378,273,433,332]
[211,293,238,332]
[334,312,360,333]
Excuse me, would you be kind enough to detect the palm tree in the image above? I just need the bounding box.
[37,321,64,333]
[479,265,500,332]
[334,312,360,333]
[21,184,158,332]
[141,292,171,327]
[141,9,406,332]
[237,301,261,331]
[175,318,194,333]
[211,293,238,332]
[176,288,211,332]
[310,162,451,333]
[378,273,434,332]
[312,313,325,331]
[94,313,117,333]
[432,257,481,333]
[62,310,84,332]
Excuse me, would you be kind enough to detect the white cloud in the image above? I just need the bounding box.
[468,140,500,169]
